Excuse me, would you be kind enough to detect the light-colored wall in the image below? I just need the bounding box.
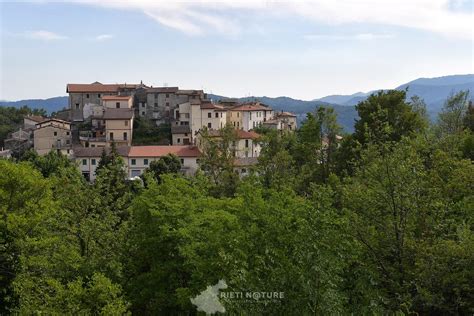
[234,138,261,158]
[228,111,243,130]
[191,106,227,134]
[105,119,133,145]
[34,125,72,156]
[127,156,199,177]
[172,133,192,145]
[103,99,132,109]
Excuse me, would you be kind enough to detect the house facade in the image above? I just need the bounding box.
[228,102,274,131]
[67,82,141,122]
[74,145,201,181]
[34,118,72,156]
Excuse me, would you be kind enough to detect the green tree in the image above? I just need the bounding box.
[0,160,56,313]
[198,125,240,197]
[354,90,426,146]
[437,90,470,135]
[143,153,181,183]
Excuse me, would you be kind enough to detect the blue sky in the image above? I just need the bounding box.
[1,0,473,101]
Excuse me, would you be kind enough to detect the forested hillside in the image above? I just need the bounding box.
[1,90,473,314]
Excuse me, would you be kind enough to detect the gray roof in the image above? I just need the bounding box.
[73,146,130,157]
[102,108,134,120]
[234,157,259,166]
[171,125,191,134]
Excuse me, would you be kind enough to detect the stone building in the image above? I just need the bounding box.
[66,82,142,122]
[34,118,72,156]
[228,102,274,131]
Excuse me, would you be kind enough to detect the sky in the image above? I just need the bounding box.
[0,0,473,101]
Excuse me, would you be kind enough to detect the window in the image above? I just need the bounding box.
[91,144,95,147]
[116,102,120,108]
[154,93,158,99]
[91,159,96,165]
[82,159,87,165]
[177,138,181,143]
[144,159,149,165]
[245,151,249,158]
[75,103,80,110]
[131,159,136,165]
[165,102,169,107]
[131,170,141,177]
[237,112,240,117]
[245,139,249,148]
[66,140,70,145]
[67,149,70,154]
[154,102,158,107]
[123,132,127,140]
[86,94,89,98]
[207,122,212,128]
[232,141,236,147]
[180,158,184,164]
[208,112,212,118]
[66,131,70,135]
[184,133,188,136]
[250,112,252,120]
[54,131,57,136]
[110,132,114,140]
[215,112,219,118]
[142,111,145,116]
[166,93,169,98]
[98,94,101,98]
[124,120,128,126]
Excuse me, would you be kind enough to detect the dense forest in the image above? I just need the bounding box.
[0,90,473,314]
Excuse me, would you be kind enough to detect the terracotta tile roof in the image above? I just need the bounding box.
[235,130,260,139]
[230,103,272,112]
[276,111,297,117]
[102,108,134,120]
[128,145,201,157]
[67,82,140,93]
[73,146,130,157]
[25,115,46,123]
[200,102,225,110]
[36,118,71,126]
[101,95,132,101]
[234,157,258,166]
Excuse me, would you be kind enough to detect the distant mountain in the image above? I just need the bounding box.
[0,96,68,113]
[316,92,370,105]
[315,74,474,110]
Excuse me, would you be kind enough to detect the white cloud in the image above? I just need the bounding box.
[25,30,68,41]
[94,34,114,41]
[72,0,473,39]
[304,33,395,41]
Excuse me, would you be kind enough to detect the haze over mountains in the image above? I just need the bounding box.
[1,74,473,132]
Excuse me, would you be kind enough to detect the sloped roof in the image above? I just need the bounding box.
[101,95,132,101]
[230,103,272,112]
[128,145,201,157]
[67,82,140,93]
[234,157,258,166]
[276,111,297,117]
[25,115,46,123]
[171,125,192,134]
[146,87,179,93]
[73,146,130,157]
[102,108,134,120]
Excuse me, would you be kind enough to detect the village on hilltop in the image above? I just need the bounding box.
[2,81,297,181]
